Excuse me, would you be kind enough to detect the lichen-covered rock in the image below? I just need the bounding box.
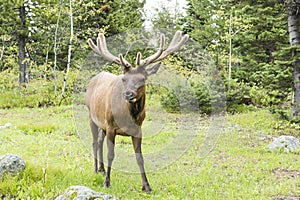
[268,135,300,153]
[54,186,117,200]
[0,154,26,179]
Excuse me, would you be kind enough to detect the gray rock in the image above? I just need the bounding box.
[0,154,26,179]
[268,135,300,153]
[54,186,117,200]
[0,123,12,129]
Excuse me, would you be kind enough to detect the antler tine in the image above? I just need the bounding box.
[88,38,101,55]
[156,31,189,61]
[98,33,122,64]
[88,33,131,68]
[138,34,165,67]
[137,31,189,68]
[119,54,131,68]
[167,31,182,50]
[136,52,142,66]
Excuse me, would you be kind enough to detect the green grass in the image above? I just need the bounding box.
[0,106,299,199]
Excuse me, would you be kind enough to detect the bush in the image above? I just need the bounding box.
[226,79,251,113]
[159,78,223,114]
[0,68,79,109]
[160,89,180,113]
[160,77,254,114]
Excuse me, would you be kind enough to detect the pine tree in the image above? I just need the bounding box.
[184,0,295,108]
[231,1,296,107]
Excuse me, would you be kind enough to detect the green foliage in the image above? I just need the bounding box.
[160,88,180,113]
[159,76,223,114]
[0,0,297,120]
[226,79,251,113]
[250,86,273,107]
[181,0,297,116]
[193,82,211,114]
[159,66,252,114]
[151,2,184,30]
[0,67,79,108]
[269,105,300,124]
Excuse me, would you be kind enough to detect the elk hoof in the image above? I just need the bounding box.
[103,180,110,188]
[142,185,152,192]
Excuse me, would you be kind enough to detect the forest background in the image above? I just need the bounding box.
[0,0,300,119]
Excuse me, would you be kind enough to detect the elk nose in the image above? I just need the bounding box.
[124,91,134,100]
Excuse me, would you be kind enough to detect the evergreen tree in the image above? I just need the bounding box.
[184,0,297,110]
[230,1,293,107]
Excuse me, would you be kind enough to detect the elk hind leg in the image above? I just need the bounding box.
[98,129,106,174]
[103,131,115,188]
[90,120,100,173]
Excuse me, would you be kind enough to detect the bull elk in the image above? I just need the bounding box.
[86,31,189,192]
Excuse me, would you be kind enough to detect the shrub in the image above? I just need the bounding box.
[226,79,251,113]
[160,89,180,113]
[159,78,223,114]
[160,77,254,114]
[0,68,79,108]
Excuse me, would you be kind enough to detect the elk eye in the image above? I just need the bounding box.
[135,80,144,88]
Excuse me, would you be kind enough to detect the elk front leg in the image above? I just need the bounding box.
[90,120,99,173]
[132,136,151,192]
[103,130,115,188]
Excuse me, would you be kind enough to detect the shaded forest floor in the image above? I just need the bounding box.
[0,106,299,199]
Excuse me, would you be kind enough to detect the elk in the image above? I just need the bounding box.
[86,31,189,192]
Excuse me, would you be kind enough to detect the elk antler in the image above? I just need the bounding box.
[88,33,132,70]
[137,31,189,67]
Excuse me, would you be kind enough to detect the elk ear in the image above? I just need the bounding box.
[146,62,161,76]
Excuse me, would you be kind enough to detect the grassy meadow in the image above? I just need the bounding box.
[0,104,299,199]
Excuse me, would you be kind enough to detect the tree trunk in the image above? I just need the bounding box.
[0,35,5,62]
[54,0,63,94]
[287,0,300,117]
[61,0,73,97]
[18,5,27,85]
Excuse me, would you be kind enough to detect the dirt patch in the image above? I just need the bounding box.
[274,195,300,200]
[274,169,300,179]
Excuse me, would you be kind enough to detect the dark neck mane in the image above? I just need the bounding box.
[129,95,145,120]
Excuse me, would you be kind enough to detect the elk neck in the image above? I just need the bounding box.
[127,90,146,123]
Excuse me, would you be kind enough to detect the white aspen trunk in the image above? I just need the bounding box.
[61,0,74,97]
[229,14,232,83]
[53,0,63,94]
[287,0,300,117]
[44,43,49,79]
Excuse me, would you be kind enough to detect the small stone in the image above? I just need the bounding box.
[0,154,26,179]
[268,135,300,153]
[54,185,117,200]
[0,123,12,129]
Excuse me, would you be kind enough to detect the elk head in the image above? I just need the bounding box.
[88,31,189,104]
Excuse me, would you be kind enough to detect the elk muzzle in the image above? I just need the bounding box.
[123,90,137,103]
